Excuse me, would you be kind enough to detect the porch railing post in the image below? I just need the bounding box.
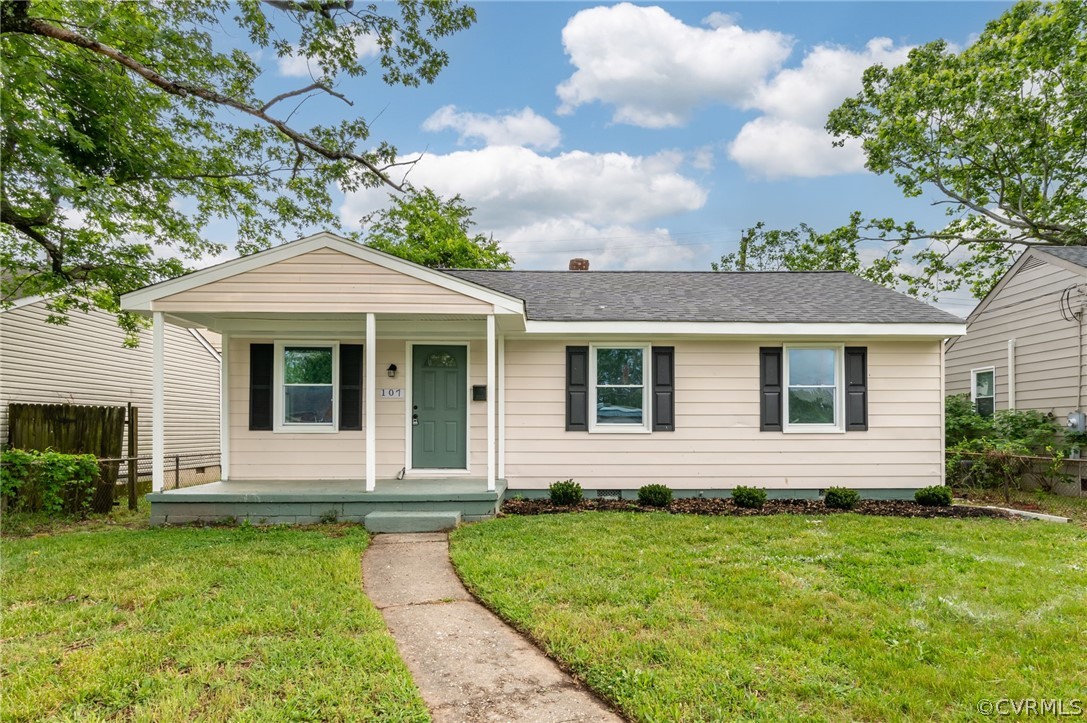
[365,313,376,492]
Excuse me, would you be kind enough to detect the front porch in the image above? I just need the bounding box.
[147,477,507,530]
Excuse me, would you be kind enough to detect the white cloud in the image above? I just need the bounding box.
[727,117,866,180]
[339,145,708,269]
[278,34,380,78]
[728,38,913,178]
[422,106,561,151]
[556,3,792,128]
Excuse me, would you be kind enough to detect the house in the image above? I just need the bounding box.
[119,232,965,529]
[0,296,222,483]
[945,246,1087,423]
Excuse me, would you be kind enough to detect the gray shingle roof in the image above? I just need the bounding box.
[1038,246,1087,269]
[443,270,962,324]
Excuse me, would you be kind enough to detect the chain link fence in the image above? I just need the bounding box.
[95,452,221,510]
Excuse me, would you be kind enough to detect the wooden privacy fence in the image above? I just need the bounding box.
[7,403,128,512]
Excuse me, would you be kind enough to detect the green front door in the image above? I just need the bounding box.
[412,345,468,469]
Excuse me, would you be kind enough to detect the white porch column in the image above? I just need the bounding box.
[152,311,165,491]
[486,314,496,491]
[365,313,377,492]
[497,334,506,481]
[220,331,230,480]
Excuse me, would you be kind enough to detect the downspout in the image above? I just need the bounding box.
[1007,339,1016,410]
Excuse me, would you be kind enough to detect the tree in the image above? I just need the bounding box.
[725,0,1087,300]
[1,0,476,339]
[363,187,513,269]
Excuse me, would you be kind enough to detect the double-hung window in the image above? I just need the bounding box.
[971,367,995,417]
[784,345,842,431]
[275,342,339,431]
[590,344,651,432]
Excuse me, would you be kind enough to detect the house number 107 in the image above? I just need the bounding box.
[380,389,403,399]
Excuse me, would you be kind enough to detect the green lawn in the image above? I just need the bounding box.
[1,523,428,722]
[451,513,1087,722]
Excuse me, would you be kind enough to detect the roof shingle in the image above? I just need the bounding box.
[1038,246,1087,269]
[443,270,962,324]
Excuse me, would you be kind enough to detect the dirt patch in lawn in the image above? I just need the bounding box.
[501,497,1013,520]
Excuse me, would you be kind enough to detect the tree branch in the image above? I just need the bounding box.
[6,6,406,192]
[260,81,352,112]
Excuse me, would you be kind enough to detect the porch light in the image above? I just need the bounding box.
[387,363,397,378]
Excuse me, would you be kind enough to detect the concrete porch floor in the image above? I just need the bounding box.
[147,478,507,528]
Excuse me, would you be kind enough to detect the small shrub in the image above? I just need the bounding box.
[731,485,767,509]
[824,487,861,510]
[915,485,953,507]
[0,448,98,515]
[637,484,673,508]
[549,479,583,506]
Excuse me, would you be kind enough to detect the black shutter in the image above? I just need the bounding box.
[249,343,274,431]
[566,346,589,431]
[759,347,783,432]
[339,344,363,431]
[652,346,675,431]
[844,346,868,431]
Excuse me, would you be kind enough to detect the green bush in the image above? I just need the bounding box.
[824,487,861,510]
[549,479,583,506]
[914,485,953,507]
[637,484,673,508]
[945,394,994,446]
[731,485,767,509]
[0,448,99,515]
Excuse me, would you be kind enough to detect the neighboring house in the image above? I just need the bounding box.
[121,232,964,528]
[945,246,1087,422]
[0,296,222,474]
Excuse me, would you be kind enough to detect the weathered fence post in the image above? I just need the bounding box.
[127,404,139,511]
[174,455,180,490]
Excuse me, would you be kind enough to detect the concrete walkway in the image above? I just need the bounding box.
[363,533,622,723]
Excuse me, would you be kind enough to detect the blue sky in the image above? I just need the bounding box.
[242,1,1015,315]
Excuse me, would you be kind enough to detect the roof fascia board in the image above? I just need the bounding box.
[120,231,525,315]
[945,248,1043,355]
[0,295,50,312]
[1034,248,1087,276]
[522,321,966,338]
[187,328,222,363]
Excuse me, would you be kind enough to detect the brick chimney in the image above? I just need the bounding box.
[568,258,590,271]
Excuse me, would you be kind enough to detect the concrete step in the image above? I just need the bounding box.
[364,510,462,533]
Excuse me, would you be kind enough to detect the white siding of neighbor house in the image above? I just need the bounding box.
[502,338,944,491]
[0,300,220,458]
[154,247,494,315]
[226,334,944,490]
[945,255,1087,419]
[227,337,491,480]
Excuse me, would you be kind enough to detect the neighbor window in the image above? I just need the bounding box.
[971,368,995,417]
[784,346,842,431]
[276,342,338,430]
[590,345,650,432]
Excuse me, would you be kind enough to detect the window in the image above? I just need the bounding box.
[784,345,842,431]
[274,342,339,431]
[590,345,650,432]
[971,367,995,417]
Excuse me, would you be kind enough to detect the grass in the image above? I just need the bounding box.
[1,521,429,722]
[451,513,1087,722]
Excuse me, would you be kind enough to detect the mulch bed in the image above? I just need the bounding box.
[501,497,1013,520]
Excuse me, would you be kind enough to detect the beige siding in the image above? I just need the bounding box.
[227,337,491,480]
[946,257,1086,418]
[0,301,220,458]
[503,338,944,491]
[156,248,493,314]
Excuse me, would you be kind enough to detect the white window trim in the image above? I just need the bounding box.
[273,340,340,433]
[782,343,846,434]
[588,343,652,434]
[970,366,996,415]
